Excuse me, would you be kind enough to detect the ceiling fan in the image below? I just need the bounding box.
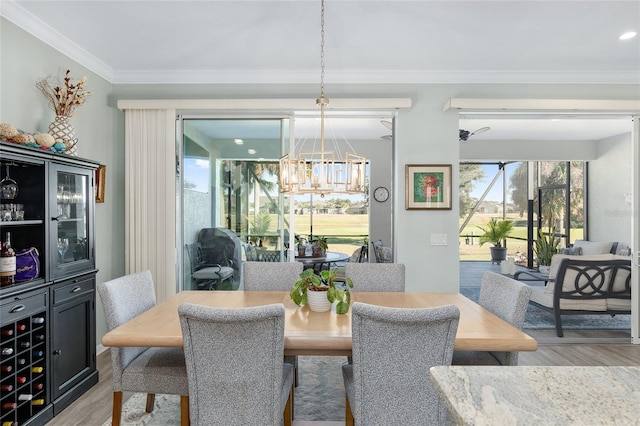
[380,120,392,141]
[459,126,490,142]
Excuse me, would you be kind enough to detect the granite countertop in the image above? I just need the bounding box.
[430,365,640,425]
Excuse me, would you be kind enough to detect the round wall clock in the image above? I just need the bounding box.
[373,186,390,202]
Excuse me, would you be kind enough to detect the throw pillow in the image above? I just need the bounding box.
[573,240,613,255]
[561,246,582,255]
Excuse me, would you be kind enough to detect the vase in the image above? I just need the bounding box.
[307,288,331,312]
[48,115,78,156]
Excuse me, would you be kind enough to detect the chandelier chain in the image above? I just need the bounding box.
[320,0,325,97]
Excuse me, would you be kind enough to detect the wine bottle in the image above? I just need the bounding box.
[31,317,44,325]
[1,347,13,355]
[1,328,13,336]
[32,382,43,390]
[16,324,26,332]
[2,421,18,426]
[1,383,13,392]
[18,394,32,401]
[19,342,30,349]
[32,399,45,406]
[0,232,16,287]
[16,357,26,366]
[1,365,12,373]
[32,350,43,357]
[16,376,26,384]
[31,366,43,374]
[34,334,45,342]
[1,402,17,409]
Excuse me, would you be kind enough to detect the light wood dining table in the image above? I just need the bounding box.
[101,291,538,356]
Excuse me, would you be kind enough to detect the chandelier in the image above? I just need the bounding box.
[279,0,366,197]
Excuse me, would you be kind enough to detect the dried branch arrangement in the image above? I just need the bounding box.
[36,69,92,116]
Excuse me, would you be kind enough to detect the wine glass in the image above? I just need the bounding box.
[58,238,69,262]
[1,165,18,199]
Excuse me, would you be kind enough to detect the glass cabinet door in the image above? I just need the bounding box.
[50,164,95,279]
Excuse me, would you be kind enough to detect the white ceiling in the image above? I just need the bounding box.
[2,0,638,141]
[4,0,639,85]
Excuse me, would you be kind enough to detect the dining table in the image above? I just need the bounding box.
[294,251,350,270]
[101,291,538,356]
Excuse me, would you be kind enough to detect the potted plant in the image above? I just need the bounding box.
[310,236,328,256]
[478,218,514,264]
[534,225,561,274]
[290,268,354,314]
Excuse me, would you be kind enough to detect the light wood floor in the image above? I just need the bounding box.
[47,338,640,425]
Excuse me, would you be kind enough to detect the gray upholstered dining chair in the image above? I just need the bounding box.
[97,270,189,426]
[342,302,460,425]
[345,263,405,292]
[178,302,294,426]
[453,271,532,366]
[243,261,303,387]
[243,261,303,291]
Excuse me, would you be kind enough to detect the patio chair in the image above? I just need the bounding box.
[185,242,234,290]
[371,239,393,263]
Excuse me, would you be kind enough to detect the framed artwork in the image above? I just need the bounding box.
[405,164,452,210]
[96,164,106,203]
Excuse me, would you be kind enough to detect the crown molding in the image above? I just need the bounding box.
[112,69,640,85]
[2,0,115,82]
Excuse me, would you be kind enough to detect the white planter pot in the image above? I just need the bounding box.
[307,289,331,312]
[538,265,551,275]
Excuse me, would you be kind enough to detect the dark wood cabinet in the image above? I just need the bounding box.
[50,273,97,414]
[1,142,98,425]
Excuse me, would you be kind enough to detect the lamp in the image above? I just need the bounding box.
[279,0,366,197]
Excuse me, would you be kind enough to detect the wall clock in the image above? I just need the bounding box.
[373,186,390,202]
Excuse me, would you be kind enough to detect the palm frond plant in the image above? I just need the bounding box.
[478,218,514,248]
[478,218,514,264]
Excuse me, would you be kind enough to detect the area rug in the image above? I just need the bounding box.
[460,287,631,330]
[102,356,346,425]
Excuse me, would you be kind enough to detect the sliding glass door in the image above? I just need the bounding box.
[180,118,290,290]
[178,114,392,290]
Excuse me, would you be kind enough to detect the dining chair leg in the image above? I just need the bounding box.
[145,393,155,413]
[345,395,354,426]
[180,395,190,426]
[284,384,293,426]
[112,391,123,426]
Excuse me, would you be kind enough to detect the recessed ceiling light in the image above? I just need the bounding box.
[619,31,637,40]
[247,149,256,155]
[234,138,244,145]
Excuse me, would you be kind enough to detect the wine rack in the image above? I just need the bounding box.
[0,287,52,426]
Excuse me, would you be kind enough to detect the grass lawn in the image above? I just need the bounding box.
[254,212,583,262]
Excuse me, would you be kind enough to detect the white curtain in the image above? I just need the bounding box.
[124,109,176,302]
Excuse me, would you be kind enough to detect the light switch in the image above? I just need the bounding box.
[430,234,447,246]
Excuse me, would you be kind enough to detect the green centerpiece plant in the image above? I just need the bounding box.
[290,268,354,314]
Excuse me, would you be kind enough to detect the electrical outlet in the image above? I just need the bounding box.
[430,234,447,246]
